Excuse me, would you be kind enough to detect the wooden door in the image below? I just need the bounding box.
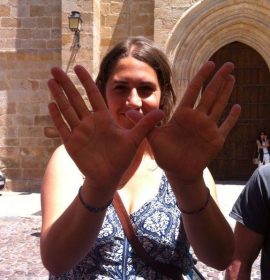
[208,42,270,181]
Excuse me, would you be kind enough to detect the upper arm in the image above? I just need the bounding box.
[41,145,84,234]
[233,221,263,265]
[225,222,263,279]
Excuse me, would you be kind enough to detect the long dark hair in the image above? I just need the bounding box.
[257,131,265,144]
[95,36,176,124]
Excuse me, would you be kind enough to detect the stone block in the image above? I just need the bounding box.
[17,103,40,115]
[3,168,22,180]
[0,147,20,163]
[1,18,21,28]
[0,5,11,17]
[47,39,61,49]
[30,6,45,17]
[18,126,43,138]
[0,127,17,138]
[6,177,42,192]
[0,138,20,147]
[16,29,32,39]
[23,168,44,179]
[37,17,53,28]
[32,29,51,40]
[0,115,13,126]
[20,137,56,147]
[44,126,60,138]
[0,81,9,90]
[21,17,37,28]
[51,29,61,39]
[34,115,53,126]
[20,39,46,49]
[14,115,34,126]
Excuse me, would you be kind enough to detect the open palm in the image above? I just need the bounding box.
[147,62,241,183]
[48,66,164,192]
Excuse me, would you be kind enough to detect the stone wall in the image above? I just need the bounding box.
[0,1,61,191]
[100,0,154,58]
[1,0,270,191]
[154,0,199,47]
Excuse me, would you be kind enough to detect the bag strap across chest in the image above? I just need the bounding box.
[113,191,183,280]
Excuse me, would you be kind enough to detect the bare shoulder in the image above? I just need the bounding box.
[41,145,84,227]
[46,145,82,178]
[51,145,75,164]
[42,144,84,200]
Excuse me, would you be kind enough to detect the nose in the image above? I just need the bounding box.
[126,88,142,109]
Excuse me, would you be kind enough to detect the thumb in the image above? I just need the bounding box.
[127,109,164,144]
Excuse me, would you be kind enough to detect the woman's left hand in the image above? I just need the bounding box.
[129,61,241,184]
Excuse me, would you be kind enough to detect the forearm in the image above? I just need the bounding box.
[166,172,234,270]
[225,260,251,280]
[41,181,114,276]
[225,222,263,280]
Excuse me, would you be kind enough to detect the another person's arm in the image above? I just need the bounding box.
[225,222,263,280]
[225,166,270,279]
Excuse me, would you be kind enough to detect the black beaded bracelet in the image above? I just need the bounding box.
[78,186,113,213]
[177,187,210,215]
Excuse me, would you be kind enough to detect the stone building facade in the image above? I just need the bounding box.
[0,0,269,191]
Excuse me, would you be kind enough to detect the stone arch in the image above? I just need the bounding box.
[165,0,270,100]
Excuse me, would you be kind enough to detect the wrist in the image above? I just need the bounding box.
[165,171,211,213]
[79,178,115,209]
[165,171,204,191]
[177,187,210,215]
[78,186,113,213]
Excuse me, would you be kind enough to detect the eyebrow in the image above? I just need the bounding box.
[113,79,156,87]
[113,80,128,85]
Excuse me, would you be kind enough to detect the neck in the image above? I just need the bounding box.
[117,140,155,188]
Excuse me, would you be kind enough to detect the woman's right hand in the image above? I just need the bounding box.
[48,65,163,194]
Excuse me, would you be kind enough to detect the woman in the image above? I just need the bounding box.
[256,131,270,166]
[40,37,241,279]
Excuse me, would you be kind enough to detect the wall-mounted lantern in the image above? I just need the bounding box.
[68,11,83,48]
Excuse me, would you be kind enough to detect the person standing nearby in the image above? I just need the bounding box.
[256,131,270,166]
[225,164,270,280]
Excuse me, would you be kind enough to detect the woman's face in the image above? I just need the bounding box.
[105,56,161,128]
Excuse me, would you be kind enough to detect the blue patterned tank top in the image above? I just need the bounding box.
[49,174,194,279]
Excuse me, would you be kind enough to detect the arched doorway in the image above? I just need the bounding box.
[208,42,270,181]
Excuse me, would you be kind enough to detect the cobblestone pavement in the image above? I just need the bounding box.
[0,184,261,280]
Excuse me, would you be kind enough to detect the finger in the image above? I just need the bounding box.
[48,102,70,142]
[179,61,215,108]
[74,65,107,111]
[125,110,144,123]
[128,109,164,146]
[196,62,234,113]
[51,67,90,118]
[48,79,80,129]
[219,104,241,138]
[210,75,235,121]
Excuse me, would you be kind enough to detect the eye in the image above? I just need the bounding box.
[114,84,129,92]
[138,86,155,98]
